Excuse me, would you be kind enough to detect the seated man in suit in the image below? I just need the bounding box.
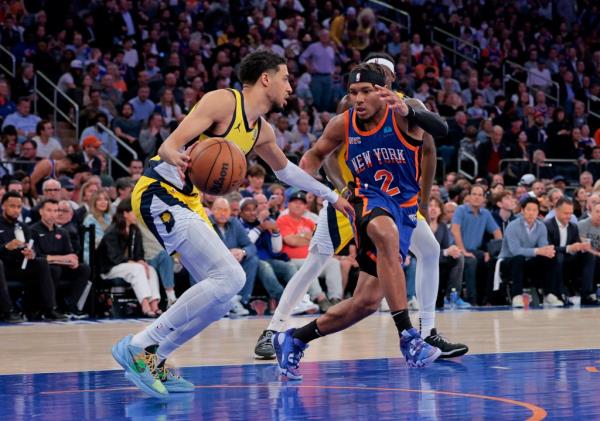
[499,197,556,308]
[545,197,597,305]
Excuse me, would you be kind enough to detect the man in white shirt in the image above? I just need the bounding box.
[1,98,40,140]
[527,59,552,90]
[32,120,63,159]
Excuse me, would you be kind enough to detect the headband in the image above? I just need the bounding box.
[348,68,386,88]
[366,58,395,75]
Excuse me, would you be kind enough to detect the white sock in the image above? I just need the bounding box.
[166,289,177,302]
[267,249,332,332]
[410,220,440,339]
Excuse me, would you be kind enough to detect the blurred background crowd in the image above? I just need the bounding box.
[0,0,598,323]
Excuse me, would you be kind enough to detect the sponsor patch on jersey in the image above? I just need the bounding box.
[348,136,362,145]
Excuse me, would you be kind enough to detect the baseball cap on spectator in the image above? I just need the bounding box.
[82,135,102,149]
[58,175,75,191]
[70,59,83,69]
[519,174,536,187]
[289,191,307,203]
[239,197,258,210]
[553,175,566,183]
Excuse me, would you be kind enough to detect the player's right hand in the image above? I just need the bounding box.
[158,143,191,181]
[332,196,355,219]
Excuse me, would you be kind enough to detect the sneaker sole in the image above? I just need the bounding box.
[162,380,195,393]
[111,337,168,399]
[254,352,276,360]
[438,346,469,358]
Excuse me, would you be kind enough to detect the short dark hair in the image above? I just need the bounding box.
[22,139,36,149]
[247,164,266,178]
[1,190,22,204]
[238,51,287,85]
[39,198,59,209]
[36,119,51,135]
[521,196,540,209]
[556,197,573,208]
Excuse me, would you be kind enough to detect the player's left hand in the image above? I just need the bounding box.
[374,85,409,116]
[332,196,355,219]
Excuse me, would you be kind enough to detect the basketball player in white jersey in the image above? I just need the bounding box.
[111,51,354,398]
[254,53,468,360]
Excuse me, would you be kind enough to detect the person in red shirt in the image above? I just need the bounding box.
[277,191,343,312]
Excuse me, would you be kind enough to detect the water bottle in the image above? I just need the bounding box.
[14,225,25,243]
[450,288,458,310]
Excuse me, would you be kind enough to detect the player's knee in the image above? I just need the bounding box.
[221,263,246,297]
[354,295,381,315]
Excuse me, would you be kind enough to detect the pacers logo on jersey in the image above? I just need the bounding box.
[160,210,175,233]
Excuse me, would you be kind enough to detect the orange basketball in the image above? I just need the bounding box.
[187,138,247,195]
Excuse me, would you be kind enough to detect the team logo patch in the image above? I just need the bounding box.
[348,136,362,145]
[160,210,175,233]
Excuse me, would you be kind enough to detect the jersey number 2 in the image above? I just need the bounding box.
[374,170,400,196]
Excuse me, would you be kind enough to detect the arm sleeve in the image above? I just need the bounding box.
[406,106,449,138]
[273,160,339,204]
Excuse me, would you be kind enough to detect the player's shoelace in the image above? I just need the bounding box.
[157,362,180,381]
[258,331,273,346]
[135,349,160,378]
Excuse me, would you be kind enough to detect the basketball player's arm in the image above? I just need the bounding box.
[298,114,346,178]
[157,90,232,179]
[254,121,354,218]
[419,133,436,222]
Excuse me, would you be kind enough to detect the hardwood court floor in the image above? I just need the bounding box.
[1,307,599,375]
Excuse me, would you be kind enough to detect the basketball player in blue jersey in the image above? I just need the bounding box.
[111,50,354,398]
[255,53,467,362]
[273,62,446,379]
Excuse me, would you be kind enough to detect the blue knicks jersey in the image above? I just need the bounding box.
[344,105,420,207]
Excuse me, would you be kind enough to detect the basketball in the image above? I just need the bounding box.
[188,137,247,195]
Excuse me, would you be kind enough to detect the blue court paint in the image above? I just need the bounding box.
[2,349,599,420]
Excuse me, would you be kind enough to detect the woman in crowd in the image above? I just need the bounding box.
[82,189,112,264]
[97,199,162,318]
[429,197,469,308]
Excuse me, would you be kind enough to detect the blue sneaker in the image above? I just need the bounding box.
[273,329,308,380]
[400,328,441,368]
[111,335,168,399]
[156,360,195,393]
[455,298,472,309]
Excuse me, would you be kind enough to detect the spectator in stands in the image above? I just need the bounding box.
[97,199,162,317]
[31,199,91,316]
[154,89,183,128]
[79,113,118,157]
[299,29,336,111]
[55,200,81,256]
[0,192,64,319]
[238,197,295,306]
[0,80,16,121]
[79,136,103,175]
[476,125,515,178]
[578,202,600,301]
[128,159,144,181]
[210,197,258,316]
[428,197,467,308]
[580,193,600,221]
[139,113,169,158]
[1,98,40,141]
[139,224,178,308]
[13,139,38,175]
[112,103,143,160]
[82,189,111,264]
[451,185,502,305]
[13,63,34,99]
[499,197,556,308]
[492,191,517,234]
[546,198,597,306]
[287,117,316,155]
[580,171,594,193]
[273,114,292,152]
[81,90,114,127]
[277,191,343,312]
[32,120,63,159]
[128,86,155,124]
[112,177,133,209]
[241,164,270,198]
[544,188,578,224]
